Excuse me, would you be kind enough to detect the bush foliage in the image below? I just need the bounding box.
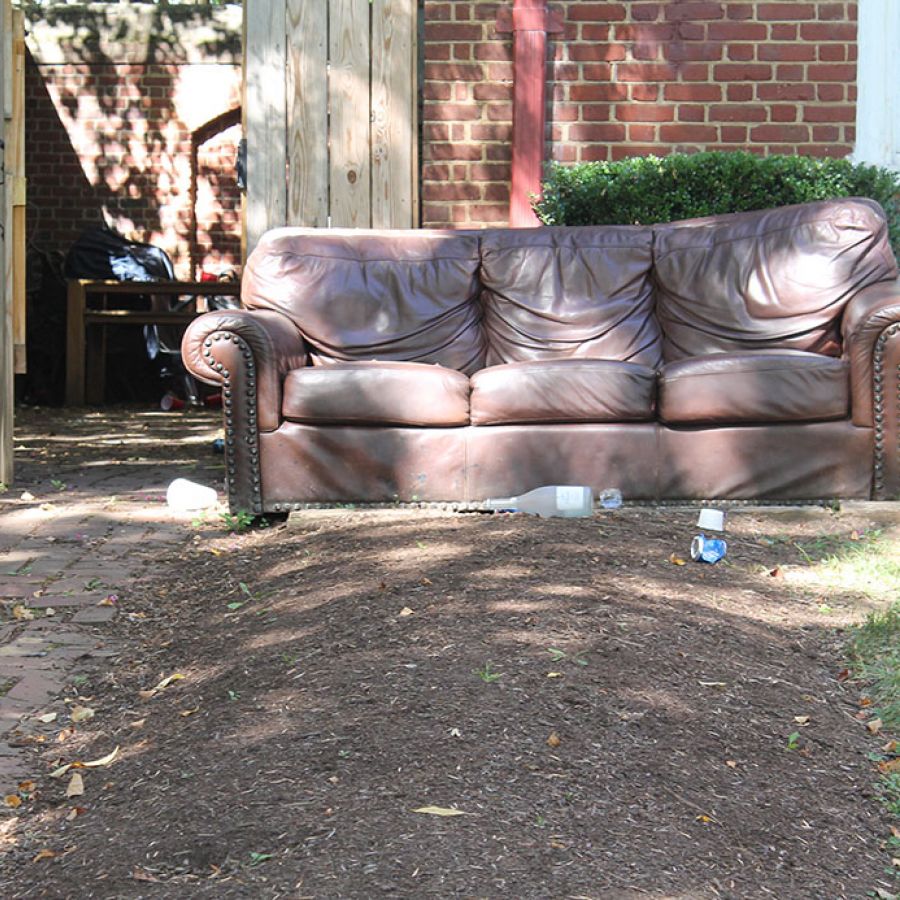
[533,152,900,255]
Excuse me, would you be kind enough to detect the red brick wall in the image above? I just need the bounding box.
[421,0,858,229]
[26,26,241,279]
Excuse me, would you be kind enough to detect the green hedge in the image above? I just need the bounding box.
[533,152,900,256]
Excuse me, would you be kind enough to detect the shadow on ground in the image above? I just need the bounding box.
[0,407,898,898]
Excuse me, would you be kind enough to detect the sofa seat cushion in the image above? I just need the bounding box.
[283,361,470,427]
[479,226,661,368]
[654,198,898,362]
[658,351,850,425]
[470,359,656,425]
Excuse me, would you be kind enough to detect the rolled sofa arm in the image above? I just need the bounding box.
[182,309,308,513]
[842,278,900,498]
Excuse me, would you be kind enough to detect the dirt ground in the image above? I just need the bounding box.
[1,407,899,899]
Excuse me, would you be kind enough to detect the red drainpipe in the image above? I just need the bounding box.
[497,1,563,227]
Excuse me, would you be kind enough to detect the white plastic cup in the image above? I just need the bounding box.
[696,508,725,531]
[166,478,218,511]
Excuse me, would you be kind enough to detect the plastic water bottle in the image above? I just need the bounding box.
[484,485,593,518]
[598,488,623,509]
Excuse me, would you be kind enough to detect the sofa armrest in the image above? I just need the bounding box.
[182,310,308,515]
[182,309,308,433]
[842,278,900,498]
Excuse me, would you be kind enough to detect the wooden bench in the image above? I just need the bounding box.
[65,279,241,405]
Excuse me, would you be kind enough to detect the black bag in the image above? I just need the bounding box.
[64,226,197,402]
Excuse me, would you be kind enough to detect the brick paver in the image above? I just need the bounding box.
[0,406,223,790]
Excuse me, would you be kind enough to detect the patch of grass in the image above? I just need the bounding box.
[472,662,503,684]
[849,603,900,730]
[788,529,900,600]
[880,773,900,819]
[220,510,254,533]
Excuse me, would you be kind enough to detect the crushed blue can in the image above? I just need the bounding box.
[691,533,727,564]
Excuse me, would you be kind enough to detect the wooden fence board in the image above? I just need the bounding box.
[244,0,287,253]
[11,9,25,374]
[371,0,417,228]
[1,0,12,484]
[329,0,371,228]
[244,0,417,233]
[286,0,328,227]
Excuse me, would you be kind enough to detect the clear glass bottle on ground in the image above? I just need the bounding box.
[484,485,593,518]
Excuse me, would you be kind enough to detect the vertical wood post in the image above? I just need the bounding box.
[244,0,287,255]
[0,0,12,485]
[10,8,24,374]
[497,0,562,228]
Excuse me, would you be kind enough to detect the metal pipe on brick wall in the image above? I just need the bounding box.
[501,0,560,228]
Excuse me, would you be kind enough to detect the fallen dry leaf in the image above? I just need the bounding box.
[179,707,200,718]
[12,605,34,621]
[398,607,415,617]
[868,718,884,735]
[879,758,900,775]
[18,780,35,794]
[37,712,57,724]
[70,706,95,724]
[129,718,146,730]
[50,746,119,780]
[547,731,561,748]
[793,715,811,726]
[861,697,873,707]
[139,673,185,700]
[65,773,84,798]
[696,814,713,824]
[31,849,55,863]
[890,824,900,840]
[668,553,687,566]
[725,760,738,769]
[420,577,433,586]
[81,746,119,769]
[65,806,87,822]
[4,794,22,808]
[768,566,783,579]
[412,805,468,817]
[546,672,563,679]
[132,868,161,883]
[57,727,76,743]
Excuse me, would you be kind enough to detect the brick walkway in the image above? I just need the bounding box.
[0,406,222,788]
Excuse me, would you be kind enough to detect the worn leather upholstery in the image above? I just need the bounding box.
[659,350,849,425]
[283,361,470,427]
[181,198,900,508]
[242,228,485,374]
[480,226,661,367]
[470,359,656,425]
[841,280,900,426]
[654,199,897,361]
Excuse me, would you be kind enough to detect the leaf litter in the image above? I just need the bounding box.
[1,499,898,898]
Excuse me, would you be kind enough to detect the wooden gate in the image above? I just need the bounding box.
[244,0,418,252]
[1,0,26,485]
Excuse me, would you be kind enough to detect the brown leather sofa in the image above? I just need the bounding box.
[182,198,900,514]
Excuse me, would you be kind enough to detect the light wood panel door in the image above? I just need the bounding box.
[244,0,418,251]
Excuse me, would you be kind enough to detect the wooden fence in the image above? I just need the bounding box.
[244,0,418,253]
[1,0,26,484]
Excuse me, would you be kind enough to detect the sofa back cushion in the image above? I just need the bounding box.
[242,228,485,374]
[479,226,661,368]
[653,198,898,361]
